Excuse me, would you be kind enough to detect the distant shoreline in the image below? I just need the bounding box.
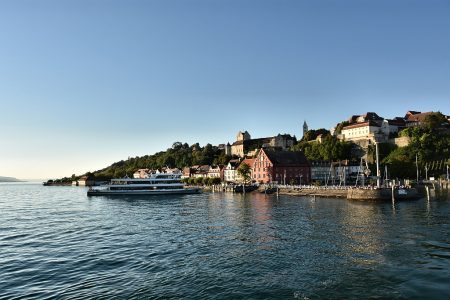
[0,176,25,183]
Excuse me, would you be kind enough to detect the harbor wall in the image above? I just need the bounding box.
[347,189,390,200]
[278,187,421,200]
[277,188,347,198]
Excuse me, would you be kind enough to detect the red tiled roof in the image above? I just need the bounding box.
[239,159,255,168]
[387,119,406,126]
[262,149,310,166]
[405,111,421,117]
[406,112,433,122]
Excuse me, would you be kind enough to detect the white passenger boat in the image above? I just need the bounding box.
[87,173,201,196]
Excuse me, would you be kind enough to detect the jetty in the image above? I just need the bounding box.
[266,180,449,201]
[201,180,450,201]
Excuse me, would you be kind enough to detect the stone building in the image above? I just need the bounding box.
[229,131,296,158]
[339,112,406,146]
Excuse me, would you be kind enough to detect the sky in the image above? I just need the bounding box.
[1,0,450,179]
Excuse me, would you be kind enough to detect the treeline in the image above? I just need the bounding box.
[381,114,450,178]
[290,129,354,161]
[83,142,233,181]
[181,177,222,185]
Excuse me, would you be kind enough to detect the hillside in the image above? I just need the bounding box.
[58,142,232,182]
[62,112,450,182]
[0,176,22,182]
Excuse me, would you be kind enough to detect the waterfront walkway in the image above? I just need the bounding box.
[207,181,450,201]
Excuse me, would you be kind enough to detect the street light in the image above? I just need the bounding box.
[375,141,381,188]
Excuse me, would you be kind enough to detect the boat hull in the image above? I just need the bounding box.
[233,185,258,193]
[87,188,201,196]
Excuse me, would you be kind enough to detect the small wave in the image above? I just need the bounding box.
[422,241,450,251]
[1,233,29,241]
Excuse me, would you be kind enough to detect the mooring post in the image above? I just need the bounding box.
[391,185,395,202]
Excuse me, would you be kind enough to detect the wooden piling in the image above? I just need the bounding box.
[391,185,395,202]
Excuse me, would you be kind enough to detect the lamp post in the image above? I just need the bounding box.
[375,141,381,188]
[416,154,419,182]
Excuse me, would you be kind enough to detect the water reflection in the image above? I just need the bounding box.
[206,193,278,252]
[1,184,449,299]
[339,202,388,267]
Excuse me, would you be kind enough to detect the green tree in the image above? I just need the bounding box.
[302,128,330,142]
[237,163,251,184]
[291,136,353,161]
[334,121,350,134]
[211,177,222,185]
[422,112,449,130]
[195,177,204,185]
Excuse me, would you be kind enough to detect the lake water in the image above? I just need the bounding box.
[1,183,449,299]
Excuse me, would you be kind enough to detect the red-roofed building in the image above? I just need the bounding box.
[253,148,311,184]
[405,111,433,127]
[403,110,450,128]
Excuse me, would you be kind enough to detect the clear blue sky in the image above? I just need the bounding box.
[1,0,449,179]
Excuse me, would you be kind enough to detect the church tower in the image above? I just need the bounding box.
[303,121,308,138]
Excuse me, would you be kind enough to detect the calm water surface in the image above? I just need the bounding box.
[1,183,449,299]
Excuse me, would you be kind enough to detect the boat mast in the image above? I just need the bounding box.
[375,141,380,188]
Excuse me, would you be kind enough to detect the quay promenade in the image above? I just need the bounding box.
[276,185,348,198]
[206,181,450,201]
[207,184,389,199]
[274,182,449,201]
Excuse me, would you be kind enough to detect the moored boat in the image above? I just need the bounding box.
[87,173,201,196]
[233,184,258,193]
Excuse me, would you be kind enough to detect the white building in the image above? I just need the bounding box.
[311,161,360,185]
[341,121,381,142]
[207,165,223,179]
[133,169,151,179]
[224,159,240,182]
